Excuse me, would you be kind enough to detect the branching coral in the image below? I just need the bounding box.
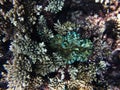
[77,62,96,83]
[44,0,65,13]
[66,80,93,90]
[54,21,77,35]
[8,32,58,88]
[36,15,54,40]
[9,54,32,87]
[49,80,93,90]
[10,34,48,64]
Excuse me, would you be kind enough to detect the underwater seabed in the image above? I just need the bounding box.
[0,0,120,90]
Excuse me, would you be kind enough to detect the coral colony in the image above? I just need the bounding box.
[0,0,120,90]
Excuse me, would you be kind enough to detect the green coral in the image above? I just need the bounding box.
[50,31,93,64]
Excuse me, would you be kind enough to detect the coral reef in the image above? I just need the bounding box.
[0,0,120,90]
